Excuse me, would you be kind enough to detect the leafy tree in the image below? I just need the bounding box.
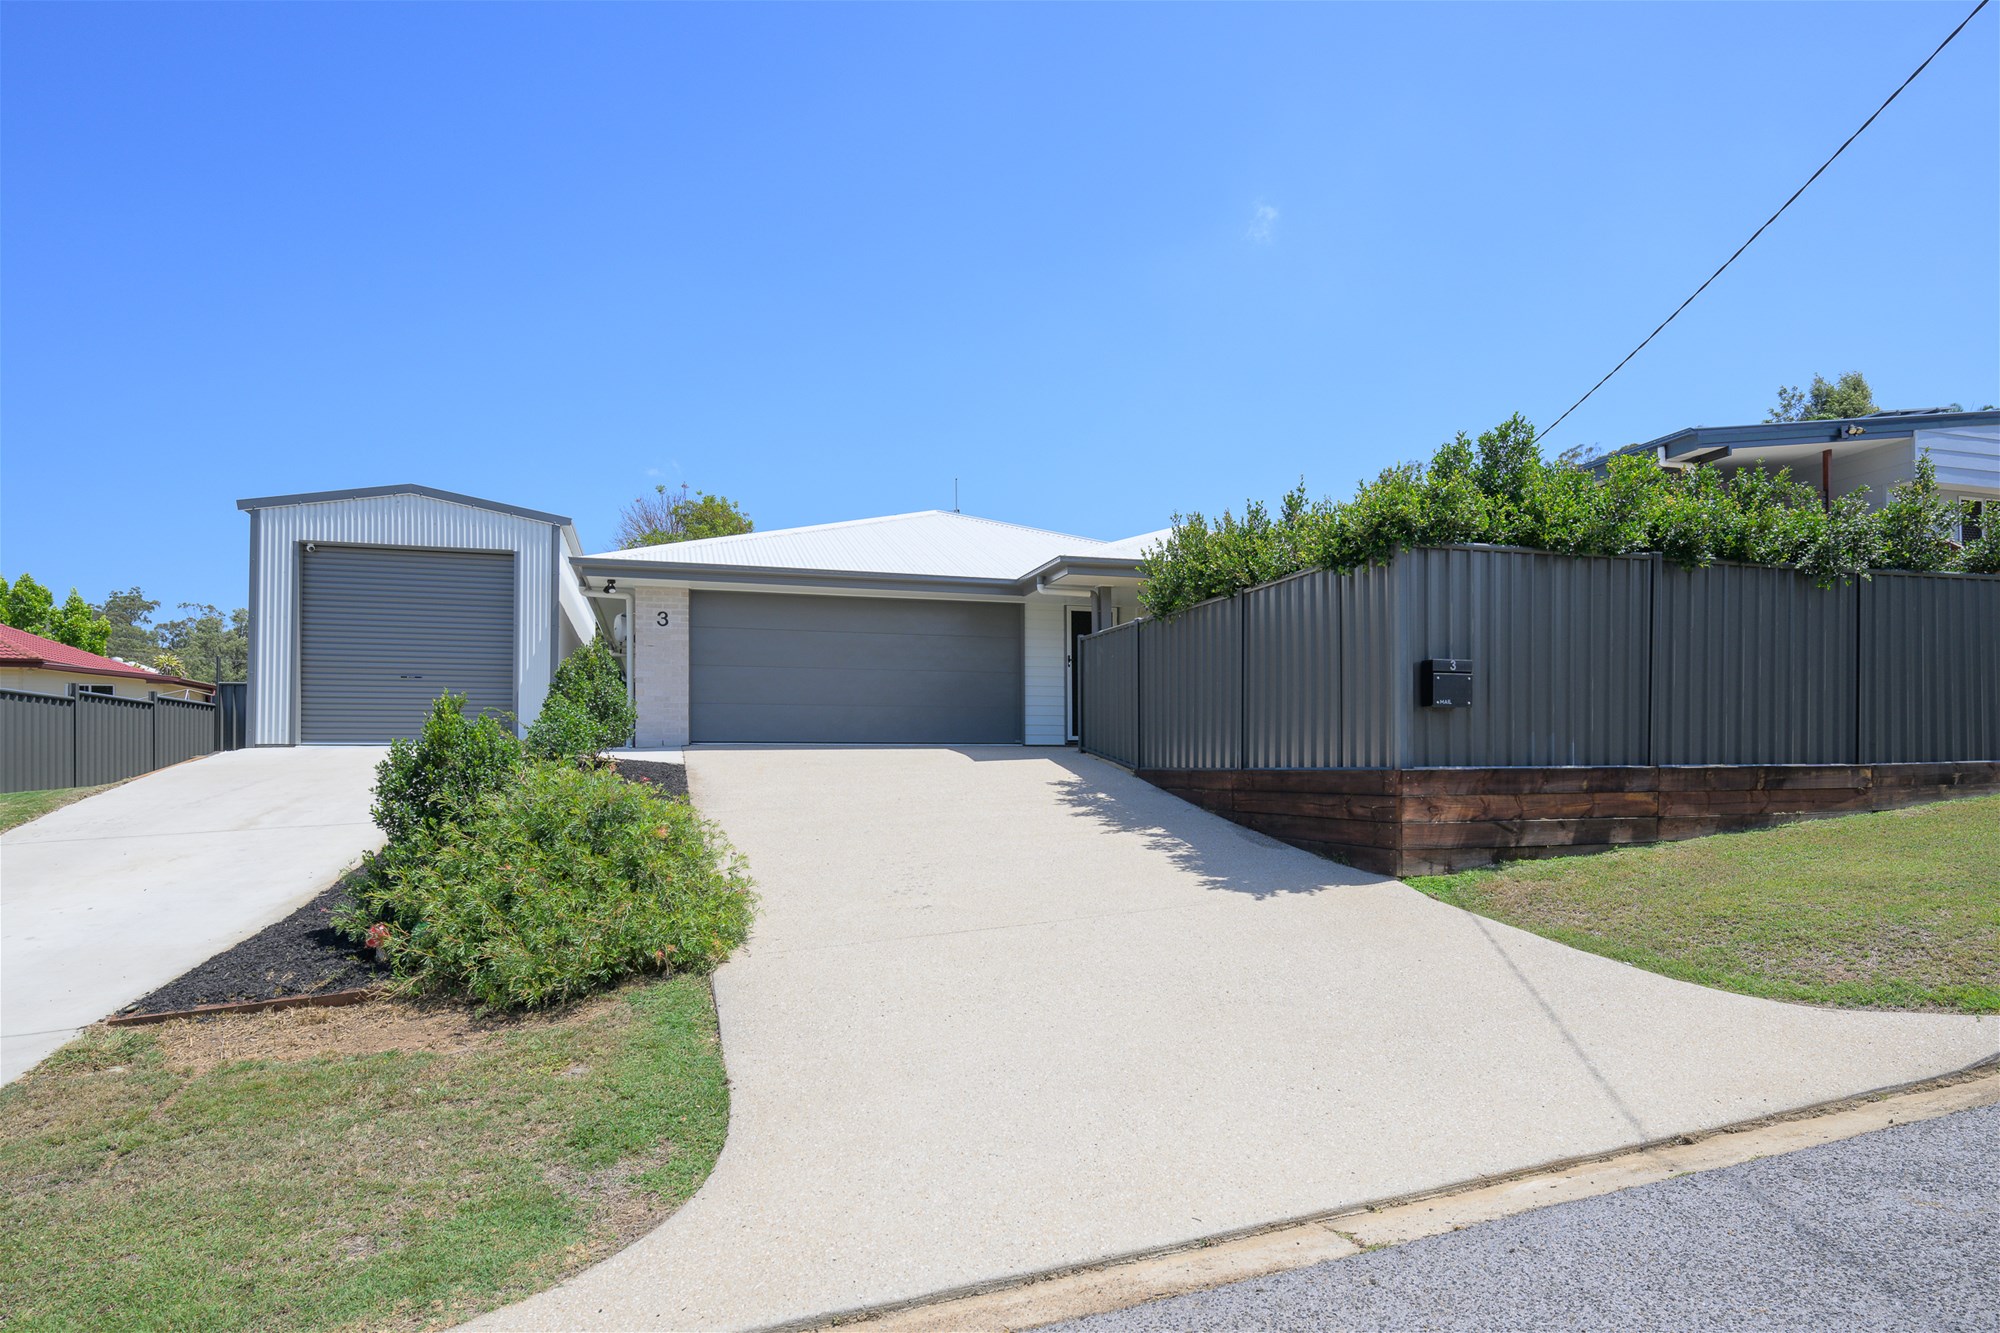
[152,604,249,682]
[1766,371,1877,422]
[49,590,111,655]
[97,588,163,664]
[616,483,754,549]
[3,574,55,636]
[0,574,110,652]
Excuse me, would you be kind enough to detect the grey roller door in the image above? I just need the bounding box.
[300,546,515,743]
[690,591,1022,743]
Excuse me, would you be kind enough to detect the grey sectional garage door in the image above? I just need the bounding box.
[300,546,515,743]
[690,591,1022,743]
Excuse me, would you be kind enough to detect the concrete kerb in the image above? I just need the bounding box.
[829,1057,2000,1333]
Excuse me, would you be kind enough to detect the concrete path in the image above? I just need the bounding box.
[1054,1101,2000,1332]
[476,748,1999,1333]
[1,746,385,1083]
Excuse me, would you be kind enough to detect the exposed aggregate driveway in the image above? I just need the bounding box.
[1054,1101,2000,1333]
[474,747,1997,1332]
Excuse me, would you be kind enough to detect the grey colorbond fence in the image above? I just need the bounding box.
[0,688,225,793]
[1077,620,1141,768]
[1079,545,2000,771]
[215,682,249,753]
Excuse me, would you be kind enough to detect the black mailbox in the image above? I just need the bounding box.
[1420,658,1473,709]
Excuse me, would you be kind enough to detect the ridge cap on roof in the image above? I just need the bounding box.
[585,507,1108,560]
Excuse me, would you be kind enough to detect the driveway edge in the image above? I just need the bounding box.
[823,1056,2000,1333]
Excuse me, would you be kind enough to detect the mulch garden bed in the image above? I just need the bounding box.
[117,760,689,1022]
[120,878,388,1019]
[612,758,689,798]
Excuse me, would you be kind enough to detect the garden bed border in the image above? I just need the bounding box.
[1137,761,2000,876]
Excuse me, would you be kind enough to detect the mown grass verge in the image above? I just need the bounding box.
[1407,794,2000,1014]
[0,783,119,833]
[0,975,727,1333]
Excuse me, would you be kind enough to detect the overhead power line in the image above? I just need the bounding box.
[1540,0,1991,443]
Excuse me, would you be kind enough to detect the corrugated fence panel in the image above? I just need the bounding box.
[1243,563,1402,768]
[1860,572,2000,762]
[155,696,220,768]
[1653,562,1857,765]
[73,692,156,786]
[1078,548,1991,774]
[1140,595,1242,769]
[1,690,75,792]
[1397,548,1653,767]
[1078,620,1141,768]
[0,689,219,793]
[215,683,248,751]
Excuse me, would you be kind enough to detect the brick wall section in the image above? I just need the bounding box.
[631,585,690,747]
[1137,763,2000,878]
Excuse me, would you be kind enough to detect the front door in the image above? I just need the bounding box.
[1067,608,1095,741]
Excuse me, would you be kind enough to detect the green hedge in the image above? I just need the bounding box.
[1139,415,1999,619]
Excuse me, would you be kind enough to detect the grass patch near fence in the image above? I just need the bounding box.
[0,974,729,1333]
[0,783,119,834]
[1407,794,2000,1014]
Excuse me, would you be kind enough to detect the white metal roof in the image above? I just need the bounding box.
[587,510,1154,581]
[1093,528,1172,559]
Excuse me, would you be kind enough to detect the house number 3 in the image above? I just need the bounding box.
[656,612,671,626]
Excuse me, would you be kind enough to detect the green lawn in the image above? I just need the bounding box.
[0,783,119,833]
[1408,794,2000,1014]
[0,975,729,1333]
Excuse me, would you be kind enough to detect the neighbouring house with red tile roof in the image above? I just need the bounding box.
[0,625,214,701]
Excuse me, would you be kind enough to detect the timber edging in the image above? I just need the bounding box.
[1136,762,2000,877]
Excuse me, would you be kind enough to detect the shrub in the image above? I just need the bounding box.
[339,763,755,1009]
[371,694,521,844]
[1875,456,1959,572]
[1960,505,2000,575]
[526,635,636,761]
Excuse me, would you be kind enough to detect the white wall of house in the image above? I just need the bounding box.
[244,492,590,745]
[0,667,198,701]
[1918,426,2000,496]
[1827,439,1915,508]
[1024,595,1091,745]
[631,584,690,748]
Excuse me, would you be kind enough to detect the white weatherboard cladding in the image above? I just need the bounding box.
[1025,596,1088,744]
[1918,427,2000,494]
[248,494,573,745]
[1827,439,1914,509]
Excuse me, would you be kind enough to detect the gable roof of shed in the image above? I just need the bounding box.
[235,484,573,527]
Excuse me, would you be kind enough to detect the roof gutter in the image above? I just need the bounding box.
[571,555,1028,599]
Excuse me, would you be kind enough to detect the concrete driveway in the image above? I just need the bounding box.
[479,747,1998,1332]
[1,746,385,1083]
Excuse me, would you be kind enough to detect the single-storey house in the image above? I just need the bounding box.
[240,409,1994,749]
[1606,407,1999,540]
[0,625,215,701]
[236,484,1161,747]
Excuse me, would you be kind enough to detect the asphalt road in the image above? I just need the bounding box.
[1052,1101,2000,1333]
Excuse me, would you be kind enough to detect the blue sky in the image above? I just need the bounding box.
[4,2,1995,612]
